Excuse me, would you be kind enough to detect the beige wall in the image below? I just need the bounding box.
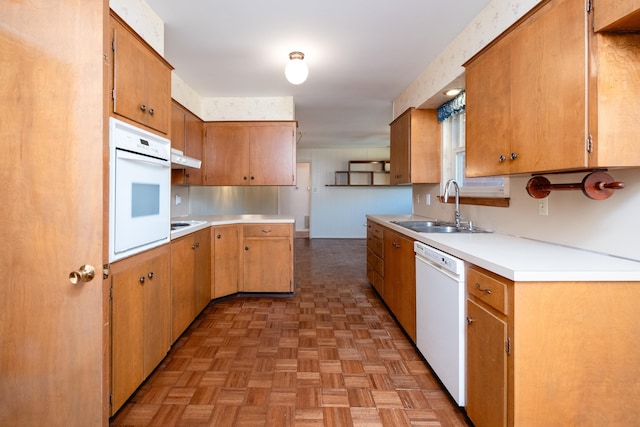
[412,169,640,261]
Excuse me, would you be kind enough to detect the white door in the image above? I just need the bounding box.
[0,1,106,425]
[279,162,311,235]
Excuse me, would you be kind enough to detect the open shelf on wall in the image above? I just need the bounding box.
[326,160,392,186]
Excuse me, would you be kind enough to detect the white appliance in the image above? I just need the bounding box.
[171,148,201,169]
[109,118,171,262]
[414,241,466,406]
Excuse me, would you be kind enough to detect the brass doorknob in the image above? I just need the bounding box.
[69,264,95,285]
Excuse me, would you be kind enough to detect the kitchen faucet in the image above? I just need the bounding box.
[443,179,461,229]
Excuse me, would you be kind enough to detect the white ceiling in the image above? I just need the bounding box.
[145,0,492,148]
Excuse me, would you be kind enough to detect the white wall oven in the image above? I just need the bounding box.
[109,118,170,262]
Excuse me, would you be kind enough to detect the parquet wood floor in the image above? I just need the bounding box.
[110,238,472,426]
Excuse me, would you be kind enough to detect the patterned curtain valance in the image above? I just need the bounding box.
[437,91,465,122]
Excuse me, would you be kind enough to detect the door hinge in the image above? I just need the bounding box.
[586,135,593,154]
[111,38,116,52]
[103,263,110,279]
[586,0,592,13]
[505,337,512,355]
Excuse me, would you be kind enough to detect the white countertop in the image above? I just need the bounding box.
[368,214,640,282]
[171,214,295,240]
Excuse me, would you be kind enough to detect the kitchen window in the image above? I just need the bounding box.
[439,92,509,201]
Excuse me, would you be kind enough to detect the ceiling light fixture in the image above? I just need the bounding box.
[285,51,308,85]
[444,88,462,97]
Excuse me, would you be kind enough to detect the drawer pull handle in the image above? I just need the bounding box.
[475,283,492,294]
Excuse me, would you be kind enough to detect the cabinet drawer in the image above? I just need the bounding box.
[367,249,384,276]
[369,237,383,258]
[243,223,291,237]
[368,222,384,240]
[467,266,509,315]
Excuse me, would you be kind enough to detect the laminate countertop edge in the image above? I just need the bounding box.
[170,215,295,240]
[367,214,640,282]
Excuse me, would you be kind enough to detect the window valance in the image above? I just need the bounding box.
[437,91,465,122]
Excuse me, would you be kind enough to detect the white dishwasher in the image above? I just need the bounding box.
[414,241,466,406]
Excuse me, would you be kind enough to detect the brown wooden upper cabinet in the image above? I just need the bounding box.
[109,12,172,135]
[171,101,204,185]
[465,0,640,177]
[594,0,640,32]
[389,108,440,185]
[203,121,297,185]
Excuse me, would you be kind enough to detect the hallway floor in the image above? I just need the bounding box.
[110,238,471,426]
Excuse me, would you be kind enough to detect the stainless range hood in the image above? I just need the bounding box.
[171,148,201,169]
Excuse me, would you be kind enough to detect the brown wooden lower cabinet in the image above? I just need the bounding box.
[110,244,171,416]
[466,264,640,426]
[366,220,384,295]
[366,220,416,342]
[242,223,294,293]
[110,222,293,416]
[212,224,240,298]
[170,229,211,342]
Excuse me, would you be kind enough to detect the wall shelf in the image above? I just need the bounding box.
[329,160,391,186]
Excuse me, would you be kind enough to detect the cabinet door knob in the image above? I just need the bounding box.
[243,176,248,181]
[250,176,255,180]
[148,272,154,279]
[140,104,146,112]
[466,316,474,324]
[217,234,222,239]
[148,108,154,116]
[139,276,145,283]
[498,155,506,162]
[510,152,518,160]
[245,246,249,251]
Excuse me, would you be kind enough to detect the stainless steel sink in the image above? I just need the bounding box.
[390,220,491,234]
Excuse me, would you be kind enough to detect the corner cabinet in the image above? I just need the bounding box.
[109,12,172,135]
[465,0,640,177]
[203,121,297,186]
[211,224,241,299]
[389,108,440,185]
[171,101,204,185]
[466,264,640,426]
[242,223,294,293]
[110,244,171,415]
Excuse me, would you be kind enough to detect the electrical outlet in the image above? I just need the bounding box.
[538,198,548,215]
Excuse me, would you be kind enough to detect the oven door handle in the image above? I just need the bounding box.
[116,149,169,167]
